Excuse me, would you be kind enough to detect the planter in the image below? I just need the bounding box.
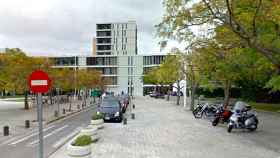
[67,142,91,158]
[91,119,104,129]
[79,127,99,141]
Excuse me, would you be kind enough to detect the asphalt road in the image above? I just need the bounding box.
[0,105,96,158]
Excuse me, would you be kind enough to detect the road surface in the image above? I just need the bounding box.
[0,105,96,158]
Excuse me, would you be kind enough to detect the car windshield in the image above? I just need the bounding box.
[101,100,119,108]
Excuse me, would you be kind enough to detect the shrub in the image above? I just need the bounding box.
[72,135,92,146]
[92,113,103,120]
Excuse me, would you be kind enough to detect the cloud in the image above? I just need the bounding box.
[0,0,165,56]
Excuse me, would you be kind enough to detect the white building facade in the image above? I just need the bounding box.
[52,21,166,96]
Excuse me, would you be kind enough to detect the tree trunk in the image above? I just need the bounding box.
[176,80,180,105]
[223,80,231,108]
[190,82,198,111]
[24,90,29,110]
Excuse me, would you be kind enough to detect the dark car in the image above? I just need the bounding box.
[149,92,165,99]
[171,91,183,96]
[98,98,123,122]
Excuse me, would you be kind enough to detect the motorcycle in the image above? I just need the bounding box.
[227,101,258,133]
[212,104,232,126]
[193,103,218,119]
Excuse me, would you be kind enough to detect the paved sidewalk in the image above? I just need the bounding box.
[50,96,280,158]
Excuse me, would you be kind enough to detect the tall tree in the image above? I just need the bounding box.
[157,0,280,72]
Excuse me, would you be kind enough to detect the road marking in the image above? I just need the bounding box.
[8,125,55,145]
[52,127,81,148]
[28,125,69,147]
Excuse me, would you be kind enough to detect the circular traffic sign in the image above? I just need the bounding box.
[28,70,51,93]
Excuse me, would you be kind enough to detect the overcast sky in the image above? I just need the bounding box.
[0,0,179,56]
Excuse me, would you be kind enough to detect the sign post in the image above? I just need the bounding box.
[28,70,51,158]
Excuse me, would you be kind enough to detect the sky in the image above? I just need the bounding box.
[0,0,179,56]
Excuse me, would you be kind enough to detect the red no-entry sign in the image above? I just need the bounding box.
[28,70,51,93]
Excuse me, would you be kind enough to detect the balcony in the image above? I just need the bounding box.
[97,45,111,51]
[96,38,111,45]
[97,31,111,37]
[97,24,112,30]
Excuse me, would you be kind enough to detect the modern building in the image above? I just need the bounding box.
[52,21,166,96]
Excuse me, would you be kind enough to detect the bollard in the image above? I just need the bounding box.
[131,113,135,120]
[77,104,80,110]
[3,126,9,136]
[123,118,127,125]
[25,120,30,128]
[63,108,66,114]
[132,104,135,109]
[54,110,59,117]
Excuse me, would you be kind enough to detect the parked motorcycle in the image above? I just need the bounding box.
[227,101,258,133]
[212,104,232,126]
[193,103,218,119]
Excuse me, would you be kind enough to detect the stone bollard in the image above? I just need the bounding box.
[131,113,135,120]
[54,110,59,117]
[3,126,9,136]
[25,120,30,128]
[63,108,66,114]
[132,104,135,109]
[123,118,127,125]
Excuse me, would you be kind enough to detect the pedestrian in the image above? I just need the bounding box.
[101,92,106,100]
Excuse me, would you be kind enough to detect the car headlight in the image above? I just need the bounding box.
[114,112,120,117]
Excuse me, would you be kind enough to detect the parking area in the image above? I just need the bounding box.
[56,96,280,158]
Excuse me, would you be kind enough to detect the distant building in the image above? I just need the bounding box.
[51,21,166,96]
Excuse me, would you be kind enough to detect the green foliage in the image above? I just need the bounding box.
[92,113,104,120]
[144,53,182,86]
[72,135,92,146]
[0,49,52,94]
[158,0,280,72]
[266,76,280,92]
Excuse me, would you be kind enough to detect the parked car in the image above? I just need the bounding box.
[155,93,165,99]
[97,97,123,122]
[171,91,183,96]
[149,92,165,99]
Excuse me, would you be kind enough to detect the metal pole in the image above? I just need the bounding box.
[74,56,77,100]
[57,88,60,117]
[37,93,43,158]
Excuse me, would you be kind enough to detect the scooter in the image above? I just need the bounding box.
[212,105,232,126]
[227,101,258,133]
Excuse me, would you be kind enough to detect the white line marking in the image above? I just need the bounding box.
[28,125,69,146]
[52,127,81,148]
[31,80,48,86]
[8,125,55,145]
[1,136,21,146]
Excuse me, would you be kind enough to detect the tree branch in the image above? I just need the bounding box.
[225,0,251,41]
[252,0,262,37]
[202,0,225,23]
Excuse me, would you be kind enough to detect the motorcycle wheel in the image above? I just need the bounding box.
[227,125,233,133]
[193,109,202,119]
[212,117,220,126]
[248,125,257,132]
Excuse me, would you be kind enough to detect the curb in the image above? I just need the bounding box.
[46,104,97,125]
